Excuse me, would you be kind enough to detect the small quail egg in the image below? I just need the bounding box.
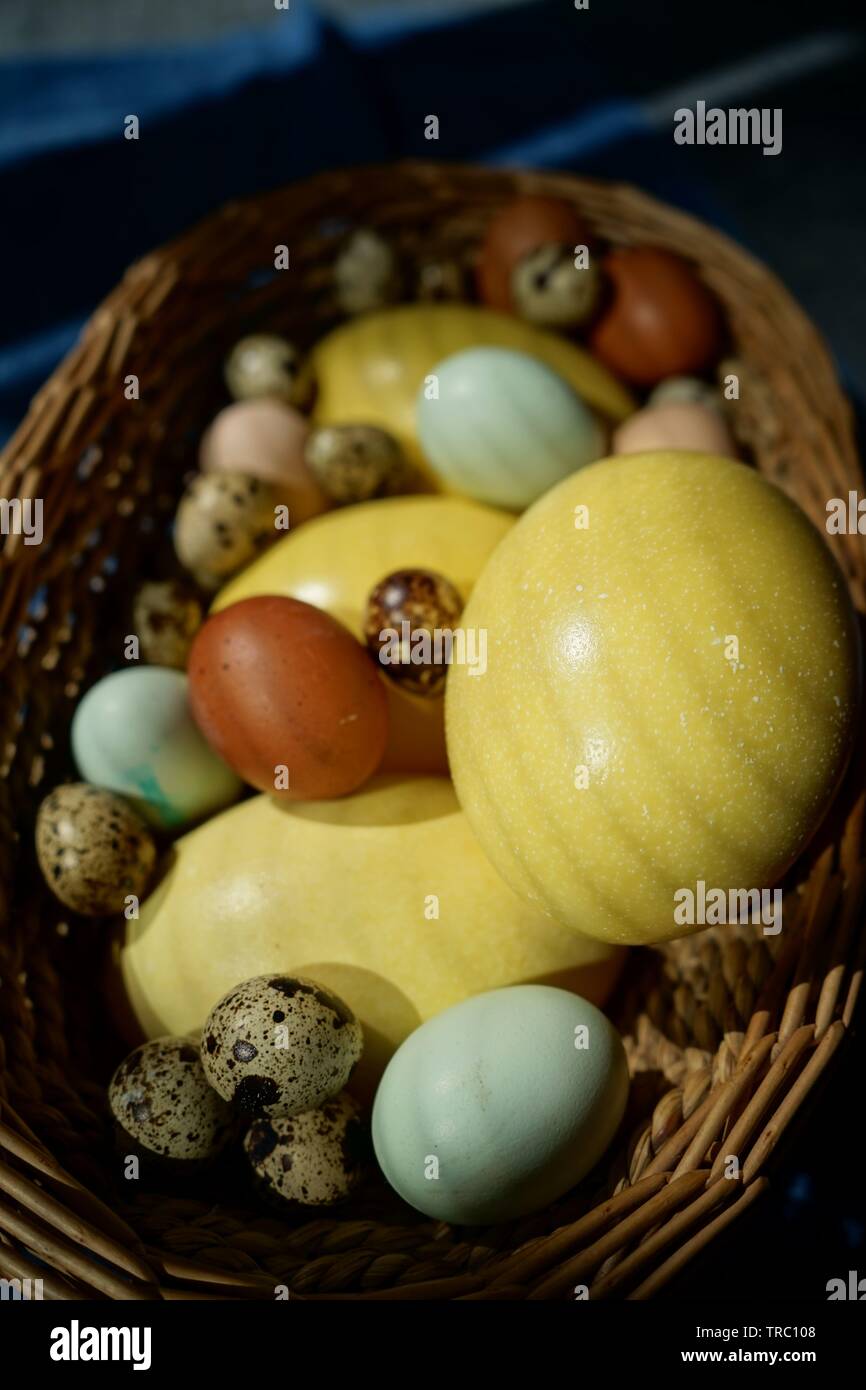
[132,579,202,669]
[416,258,466,303]
[36,783,156,916]
[335,229,402,315]
[201,975,363,1117]
[244,1091,368,1209]
[364,568,463,697]
[224,333,307,407]
[109,1036,233,1167]
[511,243,603,329]
[647,375,723,413]
[174,472,278,590]
[305,424,408,505]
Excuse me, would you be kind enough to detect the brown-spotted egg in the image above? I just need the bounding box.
[174,471,278,590]
[132,579,203,669]
[305,424,408,505]
[36,783,156,916]
[224,334,307,408]
[108,1036,233,1166]
[244,1091,368,1208]
[334,229,402,315]
[511,244,603,329]
[201,975,363,1117]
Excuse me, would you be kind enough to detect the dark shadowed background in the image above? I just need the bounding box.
[1,0,864,1300]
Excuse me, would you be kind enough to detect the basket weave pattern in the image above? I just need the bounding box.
[0,162,863,1300]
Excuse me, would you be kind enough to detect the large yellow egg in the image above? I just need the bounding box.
[212,495,514,773]
[114,777,625,1093]
[310,304,635,478]
[446,453,861,945]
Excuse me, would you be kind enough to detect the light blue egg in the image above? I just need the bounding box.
[71,667,242,830]
[372,984,628,1225]
[416,347,605,509]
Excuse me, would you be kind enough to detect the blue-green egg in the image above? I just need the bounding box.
[371,984,629,1225]
[71,667,242,830]
[416,347,606,510]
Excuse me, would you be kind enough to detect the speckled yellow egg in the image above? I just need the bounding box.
[310,304,635,481]
[446,453,861,945]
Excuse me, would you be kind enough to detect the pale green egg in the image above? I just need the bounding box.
[416,347,606,510]
[371,984,628,1224]
[71,667,241,830]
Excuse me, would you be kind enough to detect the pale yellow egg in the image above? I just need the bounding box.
[446,453,861,945]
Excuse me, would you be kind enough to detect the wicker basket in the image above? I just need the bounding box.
[0,161,863,1302]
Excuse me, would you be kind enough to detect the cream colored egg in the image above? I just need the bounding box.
[200,399,327,524]
[613,402,737,458]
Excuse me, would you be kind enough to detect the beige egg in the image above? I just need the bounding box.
[201,975,363,1117]
[36,783,156,916]
[174,471,278,590]
[132,580,202,669]
[244,1091,367,1208]
[200,399,327,525]
[109,1036,233,1167]
[612,401,738,458]
[335,229,403,315]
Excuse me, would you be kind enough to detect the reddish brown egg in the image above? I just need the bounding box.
[476,195,593,313]
[187,596,389,800]
[588,247,723,385]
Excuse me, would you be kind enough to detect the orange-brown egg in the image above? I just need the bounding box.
[476,195,593,314]
[588,247,723,385]
[187,596,389,800]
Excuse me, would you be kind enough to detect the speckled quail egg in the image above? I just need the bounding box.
[416,258,466,303]
[511,243,603,329]
[335,229,403,315]
[36,783,156,916]
[244,1091,368,1208]
[201,975,363,1117]
[132,579,202,669]
[305,424,409,505]
[174,471,278,590]
[224,334,308,408]
[109,1036,233,1166]
[364,567,464,697]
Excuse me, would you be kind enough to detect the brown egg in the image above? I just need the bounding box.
[477,195,593,313]
[200,399,328,525]
[589,247,723,385]
[187,596,389,800]
[612,401,738,458]
[363,569,464,697]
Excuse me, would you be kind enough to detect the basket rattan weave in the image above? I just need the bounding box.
[0,161,863,1302]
